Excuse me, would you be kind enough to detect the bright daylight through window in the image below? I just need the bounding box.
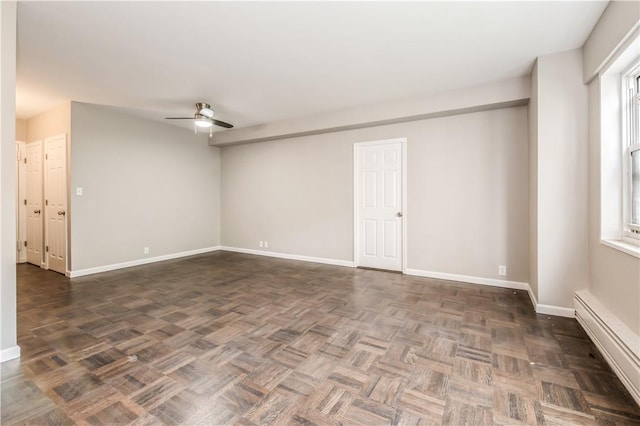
[624,68,640,241]
[632,149,639,225]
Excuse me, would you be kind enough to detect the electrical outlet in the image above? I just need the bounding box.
[498,265,507,276]
[259,241,264,248]
[264,241,269,248]
[144,247,150,255]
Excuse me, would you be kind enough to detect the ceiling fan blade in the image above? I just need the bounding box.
[213,119,233,129]
[165,114,233,129]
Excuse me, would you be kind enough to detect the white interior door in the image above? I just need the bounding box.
[26,141,43,266]
[16,141,27,263]
[355,139,405,271]
[45,134,68,274]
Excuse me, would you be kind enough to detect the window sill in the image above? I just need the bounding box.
[601,239,640,258]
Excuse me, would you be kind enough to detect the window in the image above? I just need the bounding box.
[600,38,640,257]
[622,65,640,242]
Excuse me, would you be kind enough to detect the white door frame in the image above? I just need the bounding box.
[353,137,408,272]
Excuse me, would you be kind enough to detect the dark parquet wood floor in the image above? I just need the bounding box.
[2,251,639,425]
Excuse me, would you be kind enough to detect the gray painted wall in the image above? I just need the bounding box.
[532,49,590,310]
[583,0,640,335]
[222,106,529,284]
[528,60,539,303]
[1,1,18,357]
[582,0,640,82]
[587,72,640,336]
[70,102,221,271]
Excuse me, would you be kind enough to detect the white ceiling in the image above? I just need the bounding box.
[16,1,607,130]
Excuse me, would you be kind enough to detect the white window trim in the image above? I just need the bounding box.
[602,239,640,258]
[600,48,640,259]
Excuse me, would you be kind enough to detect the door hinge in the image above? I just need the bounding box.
[24,157,27,164]
[17,241,20,251]
[45,153,48,160]
[46,200,48,206]
[24,199,27,205]
[46,245,49,252]
[24,241,27,247]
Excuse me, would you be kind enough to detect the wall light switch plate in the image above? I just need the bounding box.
[76,187,83,196]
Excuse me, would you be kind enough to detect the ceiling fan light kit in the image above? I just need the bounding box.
[194,115,213,128]
[165,102,233,138]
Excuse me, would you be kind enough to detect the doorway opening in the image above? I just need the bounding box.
[16,134,69,275]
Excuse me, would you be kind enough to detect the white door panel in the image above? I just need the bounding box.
[383,220,398,258]
[364,220,377,256]
[45,134,68,274]
[16,141,27,263]
[383,171,397,208]
[355,140,404,271]
[26,141,43,266]
[364,172,377,207]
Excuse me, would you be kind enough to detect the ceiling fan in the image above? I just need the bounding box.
[165,102,233,137]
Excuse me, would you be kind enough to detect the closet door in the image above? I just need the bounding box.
[354,139,405,271]
[16,141,27,263]
[45,134,68,274]
[26,141,43,266]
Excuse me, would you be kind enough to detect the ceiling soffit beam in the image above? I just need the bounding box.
[211,76,530,147]
[212,100,528,147]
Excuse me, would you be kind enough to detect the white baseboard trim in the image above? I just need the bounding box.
[574,290,640,406]
[0,345,20,363]
[403,269,576,318]
[535,303,575,318]
[69,246,222,278]
[404,268,530,291]
[220,246,354,268]
[524,284,575,318]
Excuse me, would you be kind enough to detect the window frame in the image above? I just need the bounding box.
[621,62,640,244]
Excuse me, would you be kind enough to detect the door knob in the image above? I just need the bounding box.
[57,210,66,216]
[396,212,403,217]
[34,209,40,214]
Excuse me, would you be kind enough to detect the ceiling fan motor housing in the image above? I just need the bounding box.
[195,102,214,118]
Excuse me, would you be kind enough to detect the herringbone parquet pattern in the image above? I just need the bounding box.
[2,251,638,425]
